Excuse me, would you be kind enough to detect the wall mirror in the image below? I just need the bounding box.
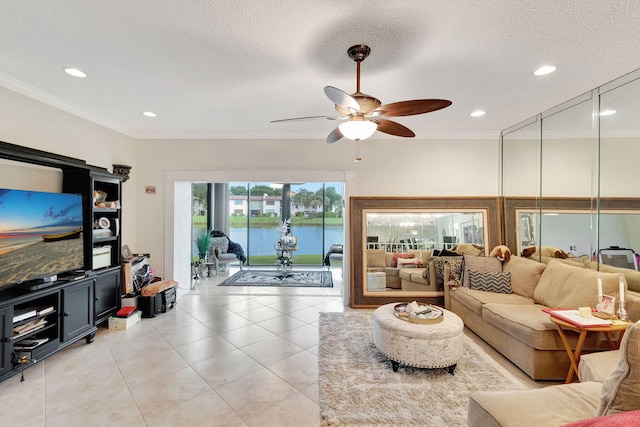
[502,68,640,275]
[350,197,500,308]
[504,197,640,271]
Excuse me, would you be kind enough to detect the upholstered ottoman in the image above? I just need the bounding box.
[373,303,464,373]
[367,272,387,291]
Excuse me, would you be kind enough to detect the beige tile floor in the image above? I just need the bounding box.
[0,266,544,426]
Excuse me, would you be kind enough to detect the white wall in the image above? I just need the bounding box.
[0,86,500,285]
[0,86,137,254]
[134,137,499,279]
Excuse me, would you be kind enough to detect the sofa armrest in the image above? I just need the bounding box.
[443,262,461,310]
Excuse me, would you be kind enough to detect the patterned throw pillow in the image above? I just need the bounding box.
[211,237,229,254]
[468,270,512,294]
[462,254,502,287]
[425,256,463,288]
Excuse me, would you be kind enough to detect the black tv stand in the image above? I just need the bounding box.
[0,141,124,384]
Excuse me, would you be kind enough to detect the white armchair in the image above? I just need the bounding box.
[208,236,243,275]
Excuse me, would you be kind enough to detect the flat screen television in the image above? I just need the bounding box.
[0,188,84,291]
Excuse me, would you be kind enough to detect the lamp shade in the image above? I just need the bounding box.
[339,120,377,140]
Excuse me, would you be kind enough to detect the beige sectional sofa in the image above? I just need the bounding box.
[366,248,433,290]
[467,323,640,427]
[445,255,640,380]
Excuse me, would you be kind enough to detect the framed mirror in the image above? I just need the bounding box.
[350,197,501,308]
[504,197,640,267]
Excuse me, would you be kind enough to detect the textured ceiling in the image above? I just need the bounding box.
[1,0,640,140]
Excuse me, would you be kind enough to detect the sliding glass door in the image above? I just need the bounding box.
[192,181,344,267]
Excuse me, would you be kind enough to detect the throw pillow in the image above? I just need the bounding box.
[462,254,502,287]
[468,270,512,294]
[533,260,622,309]
[597,324,640,416]
[391,252,415,268]
[426,256,464,288]
[502,256,546,299]
[439,249,459,257]
[367,249,386,268]
[210,236,229,254]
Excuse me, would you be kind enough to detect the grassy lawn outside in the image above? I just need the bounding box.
[193,216,343,228]
[192,216,340,266]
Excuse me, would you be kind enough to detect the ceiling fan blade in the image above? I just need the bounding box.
[374,119,415,137]
[324,86,360,112]
[270,115,340,123]
[326,127,343,144]
[375,99,452,117]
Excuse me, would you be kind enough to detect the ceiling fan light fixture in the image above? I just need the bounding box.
[338,119,377,141]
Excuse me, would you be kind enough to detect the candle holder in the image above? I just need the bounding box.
[617,300,628,322]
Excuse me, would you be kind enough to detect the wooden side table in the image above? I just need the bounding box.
[550,316,629,384]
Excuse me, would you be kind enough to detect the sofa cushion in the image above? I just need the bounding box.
[597,324,640,416]
[399,268,429,285]
[579,350,619,383]
[482,303,568,350]
[593,261,640,293]
[428,256,463,287]
[534,260,623,309]
[408,249,432,266]
[468,382,601,427]
[451,287,534,317]
[462,254,502,287]
[469,270,512,294]
[503,256,546,300]
[367,249,386,268]
[391,252,414,268]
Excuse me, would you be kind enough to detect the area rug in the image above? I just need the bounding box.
[219,269,333,287]
[318,312,523,426]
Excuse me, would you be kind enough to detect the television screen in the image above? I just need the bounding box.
[0,188,84,289]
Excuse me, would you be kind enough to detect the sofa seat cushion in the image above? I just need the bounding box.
[482,303,566,350]
[468,382,601,427]
[481,303,613,351]
[534,260,624,309]
[399,268,429,285]
[217,253,238,261]
[451,287,534,317]
[580,350,619,383]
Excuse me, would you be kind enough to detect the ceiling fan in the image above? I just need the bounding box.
[271,44,452,152]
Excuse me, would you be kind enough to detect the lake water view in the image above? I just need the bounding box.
[193,225,343,259]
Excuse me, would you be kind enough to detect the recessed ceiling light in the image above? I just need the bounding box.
[470,110,485,117]
[64,67,87,78]
[599,109,616,116]
[142,111,157,118]
[534,65,557,76]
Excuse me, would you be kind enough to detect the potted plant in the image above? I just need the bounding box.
[196,228,212,264]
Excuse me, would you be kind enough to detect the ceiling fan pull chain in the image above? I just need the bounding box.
[354,139,362,162]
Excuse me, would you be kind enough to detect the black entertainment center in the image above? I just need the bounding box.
[0,141,123,383]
